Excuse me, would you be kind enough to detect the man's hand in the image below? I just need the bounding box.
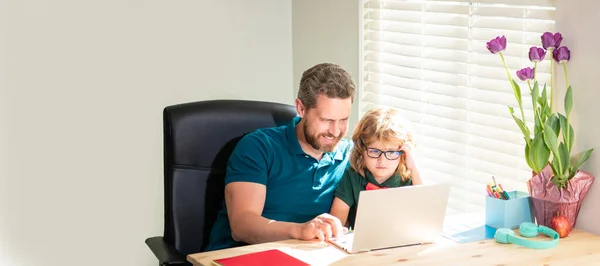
[293,213,348,242]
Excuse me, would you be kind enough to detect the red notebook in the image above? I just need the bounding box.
[212,249,309,266]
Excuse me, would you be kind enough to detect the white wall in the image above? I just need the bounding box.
[1,1,8,264]
[292,0,360,131]
[556,0,600,235]
[0,1,292,265]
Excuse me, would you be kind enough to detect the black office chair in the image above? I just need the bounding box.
[145,99,298,266]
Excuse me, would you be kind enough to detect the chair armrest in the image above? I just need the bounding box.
[145,236,190,266]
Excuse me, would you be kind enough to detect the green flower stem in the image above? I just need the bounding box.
[563,62,570,152]
[500,52,526,123]
[563,62,571,122]
[533,61,538,83]
[527,78,539,133]
[532,61,538,132]
[499,52,511,82]
[531,77,543,135]
[536,107,543,132]
[550,53,554,111]
[563,63,569,89]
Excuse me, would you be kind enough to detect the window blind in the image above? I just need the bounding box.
[361,0,555,215]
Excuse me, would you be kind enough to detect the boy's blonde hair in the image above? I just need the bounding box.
[350,107,415,181]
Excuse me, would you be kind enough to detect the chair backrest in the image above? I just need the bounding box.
[162,99,297,255]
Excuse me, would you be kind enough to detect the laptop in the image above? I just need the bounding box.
[329,183,450,254]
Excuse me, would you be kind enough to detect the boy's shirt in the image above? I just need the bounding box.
[333,167,412,229]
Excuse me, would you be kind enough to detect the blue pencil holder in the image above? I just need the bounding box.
[485,191,534,229]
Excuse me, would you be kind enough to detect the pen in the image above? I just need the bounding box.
[497,187,506,200]
[493,191,501,199]
[486,184,495,198]
[498,184,510,200]
[492,185,501,199]
[492,186,501,199]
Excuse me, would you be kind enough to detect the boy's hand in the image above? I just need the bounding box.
[400,142,417,171]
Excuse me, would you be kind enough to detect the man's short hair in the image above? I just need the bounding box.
[298,63,356,109]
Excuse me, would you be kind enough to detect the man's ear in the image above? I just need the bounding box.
[295,98,306,117]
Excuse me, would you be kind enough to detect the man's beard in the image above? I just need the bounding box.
[303,122,342,153]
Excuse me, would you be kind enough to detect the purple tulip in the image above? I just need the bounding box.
[486,36,506,54]
[541,32,563,50]
[516,67,535,81]
[553,46,571,63]
[528,47,546,62]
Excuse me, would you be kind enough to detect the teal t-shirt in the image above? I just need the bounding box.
[204,116,352,251]
[333,167,412,229]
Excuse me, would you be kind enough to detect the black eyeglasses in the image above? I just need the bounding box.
[359,138,402,160]
[366,148,403,160]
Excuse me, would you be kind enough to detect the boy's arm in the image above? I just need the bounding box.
[330,169,354,227]
[330,197,351,227]
[411,167,423,185]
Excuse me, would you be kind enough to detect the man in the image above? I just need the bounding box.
[204,63,356,251]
